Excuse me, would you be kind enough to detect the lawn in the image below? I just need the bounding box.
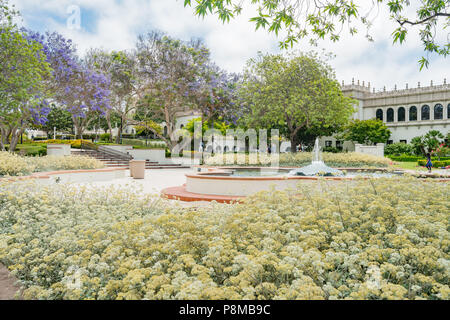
[390,162,428,172]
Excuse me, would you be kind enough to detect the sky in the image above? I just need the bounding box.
[10,0,450,91]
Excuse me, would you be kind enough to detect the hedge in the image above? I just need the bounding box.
[418,160,450,168]
[388,154,450,163]
[387,155,422,162]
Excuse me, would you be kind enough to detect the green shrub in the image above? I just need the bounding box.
[6,144,47,157]
[55,134,76,140]
[387,154,421,162]
[384,143,414,156]
[82,134,96,140]
[99,133,111,142]
[388,155,450,163]
[35,139,90,149]
[322,146,341,153]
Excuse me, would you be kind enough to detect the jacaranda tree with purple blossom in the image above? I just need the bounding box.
[85,48,140,143]
[133,31,211,150]
[193,63,242,126]
[0,7,53,151]
[24,30,111,139]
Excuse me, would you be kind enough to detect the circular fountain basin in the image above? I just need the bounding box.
[184,167,398,197]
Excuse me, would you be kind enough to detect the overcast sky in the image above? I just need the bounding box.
[11,0,450,91]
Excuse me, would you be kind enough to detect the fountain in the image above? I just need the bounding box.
[289,138,343,177]
[162,138,411,202]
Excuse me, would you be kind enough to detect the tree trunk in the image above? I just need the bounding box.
[75,125,84,139]
[0,126,6,151]
[9,127,24,153]
[106,112,113,143]
[290,139,297,154]
[73,117,85,140]
[116,126,122,144]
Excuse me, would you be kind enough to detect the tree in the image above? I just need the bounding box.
[0,27,53,151]
[411,136,426,156]
[192,63,241,125]
[0,0,18,27]
[132,31,211,150]
[87,110,121,134]
[33,105,74,136]
[239,51,354,152]
[411,130,445,156]
[295,122,343,149]
[184,0,450,69]
[24,31,111,139]
[85,49,141,143]
[424,130,445,152]
[185,117,230,137]
[339,119,391,146]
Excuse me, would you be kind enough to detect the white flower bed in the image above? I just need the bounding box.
[205,152,392,168]
[0,178,448,300]
[0,152,104,177]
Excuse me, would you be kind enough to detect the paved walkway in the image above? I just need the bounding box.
[0,265,21,300]
[78,168,193,194]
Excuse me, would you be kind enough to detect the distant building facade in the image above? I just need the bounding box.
[320,79,450,151]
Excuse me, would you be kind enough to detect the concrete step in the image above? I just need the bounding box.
[71,149,188,170]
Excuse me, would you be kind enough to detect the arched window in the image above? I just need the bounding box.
[448,104,450,119]
[387,108,394,122]
[163,126,168,136]
[434,104,443,120]
[421,105,430,120]
[398,107,405,122]
[409,106,417,121]
[376,109,383,121]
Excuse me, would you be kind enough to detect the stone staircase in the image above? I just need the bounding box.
[71,149,189,169]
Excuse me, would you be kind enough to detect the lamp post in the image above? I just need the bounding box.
[120,117,123,145]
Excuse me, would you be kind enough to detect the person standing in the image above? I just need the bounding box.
[426,153,433,173]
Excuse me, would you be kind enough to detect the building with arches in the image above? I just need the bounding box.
[321,79,450,151]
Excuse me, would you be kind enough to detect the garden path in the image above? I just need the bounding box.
[0,264,21,300]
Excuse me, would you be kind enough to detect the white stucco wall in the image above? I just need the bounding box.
[101,145,133,154]
[47,144,71,156]
[354,144,385,157]
[128,149,166,162]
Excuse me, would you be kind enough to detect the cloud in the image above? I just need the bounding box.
[10,0,450,89]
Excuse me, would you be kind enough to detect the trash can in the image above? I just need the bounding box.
[129,160,146,179]
[129,160,136,178]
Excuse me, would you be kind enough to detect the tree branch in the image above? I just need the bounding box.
[397,12,450,27]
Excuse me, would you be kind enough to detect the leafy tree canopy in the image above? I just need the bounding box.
[239,51,355,152]
[0,27,53,151]
[184,0,450,69]
[32,105,74,135]
[0,0,18,28]
[185,117,231,138]
[338,119,391,145]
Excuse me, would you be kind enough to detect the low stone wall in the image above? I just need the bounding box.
[128,149,166,162]
[47,144,71,156]
[4,168,127,185]
[101,145,133,154]
[355,143,385,157]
